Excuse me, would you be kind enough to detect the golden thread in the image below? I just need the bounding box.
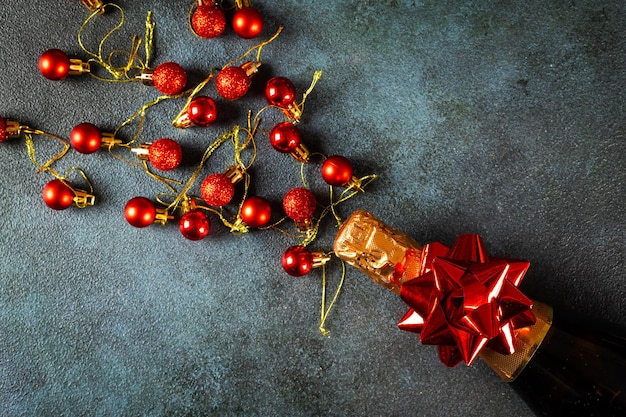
[319,258,346,336]
[78,4,154,80]
[299,70,323,115]
[224,25,284,69]
[23,131,70,177]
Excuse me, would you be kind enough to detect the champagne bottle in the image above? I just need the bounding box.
[333,210,626,417]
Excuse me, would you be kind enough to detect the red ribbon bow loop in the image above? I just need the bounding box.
[398,234,535,367]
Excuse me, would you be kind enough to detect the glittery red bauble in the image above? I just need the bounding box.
[124,197,156,228]
[38,49,70,80]
[188,96,218,126]
[152,62,187,95]
[0,117,7,143]
[179,209,211,240]
[191,4,226,38]
[200,173,235,207]
[70,123,102,154]
[232,7,264,39]
[42,179,75,210]
[215,66,251,100]
[240,196,272,228]
[283,187,316,221]
[282,245,314,277]
[265,77,296,108]
[321,155,354,186]
[148,138,182,171]
[269,122,301,153]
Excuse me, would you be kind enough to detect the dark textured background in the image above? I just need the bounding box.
[1,1,624,416]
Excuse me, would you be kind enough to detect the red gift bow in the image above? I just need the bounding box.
[396,234,536,367]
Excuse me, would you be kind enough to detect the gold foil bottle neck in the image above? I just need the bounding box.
[333,210,423,294]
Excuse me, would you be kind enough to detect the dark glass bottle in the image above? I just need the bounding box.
[510,318,626,417]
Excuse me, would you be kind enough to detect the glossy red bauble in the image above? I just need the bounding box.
[215,66,251,100]
[232,7,264,39]
[200,173,235,207]
[283,188,316,222]
[269,122,301,153]
[148,138,182,171]
[38,49,70,80]
[240,196,272,228]
[188,96,218,126]
[191,4,226,38]
[179,209,211,241]
[321,155,354,186]
[265,77,296,108]
[0,117,8,143]
[42,179,75,210]
[282,245,314,277]
[152,62,187,95]
[70,123,102,154]
[124,197,156,228]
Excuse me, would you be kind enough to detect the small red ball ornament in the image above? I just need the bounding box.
[42,179,75,210]
[39,49,70,80]
[269,122,301,153]
[240,196,272,228]
[70,122,102,154]
[321,155,354,186]
[265,77,296,108]
[191,3,227,39]
[179,209,211,240]
[283,187,317,222]
[215,65,251,101]
[282,245,314,277]
[124,197,156,228]
[232,7,264,39]
[188,96,218,126]
[148,138,183,171]
[201,173,235,207]
[152,62,187,95]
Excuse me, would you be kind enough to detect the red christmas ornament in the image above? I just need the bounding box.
[265,76,302,121]
[201,174,235,207]
[282,246,331,277]
[269,122,301,153]
[38,49,89,81]
[0,117,19,143]
[139,62,187,95]
[215,62,260,100]
[42,178,95,210]
[283,187,316,222]
[282,246,314,277]
[42,179,76,210]
[268,122,310,162]
[124,197,172,228]
[321,155,354,186]
[38,49,69,80]
[232,6,264,39]
[124,197,156,228]
[179,209,211,240]
[188,96,218,126]
[240,196,272,228]
[191,2,226,39]
[70,123,102,154]
[147,138,183,171]
[69,123,121,154]
[265,76,296,107]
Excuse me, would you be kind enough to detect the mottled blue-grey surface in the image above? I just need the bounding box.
[0,1,624,416]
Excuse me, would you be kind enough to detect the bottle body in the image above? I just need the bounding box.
[510,318,626,416]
